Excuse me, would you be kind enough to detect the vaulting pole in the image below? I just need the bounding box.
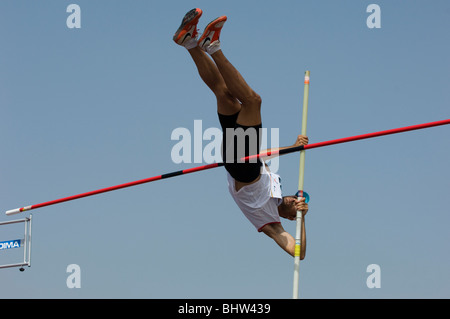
[293,71,310,299]
[5,119,449,216]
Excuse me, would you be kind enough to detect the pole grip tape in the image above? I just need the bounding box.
[294,244,301,257]
[295,191,310,203]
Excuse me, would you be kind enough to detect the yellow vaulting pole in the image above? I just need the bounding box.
[293,70,310,299]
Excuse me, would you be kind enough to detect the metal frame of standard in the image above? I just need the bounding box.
[0,215,32,271]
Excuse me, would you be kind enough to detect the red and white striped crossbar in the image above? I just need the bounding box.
[5,119,449,216]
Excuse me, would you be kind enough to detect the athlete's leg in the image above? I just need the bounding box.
[198,16,262,126]
[187,47,241,115]
[196,16,263,184]
[211,50,262,126]
[173,9,240,115]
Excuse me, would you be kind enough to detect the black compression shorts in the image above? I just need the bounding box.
[218,112,262,183]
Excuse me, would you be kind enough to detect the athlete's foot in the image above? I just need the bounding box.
[173,8,203,49]
[198,16,227,55]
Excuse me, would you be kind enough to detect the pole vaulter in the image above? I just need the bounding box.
[5,118,450,216]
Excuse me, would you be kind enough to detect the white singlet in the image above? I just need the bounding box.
[227,162,283,232]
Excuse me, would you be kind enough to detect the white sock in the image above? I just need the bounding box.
[183,37,198,50]
[206,40,221,55]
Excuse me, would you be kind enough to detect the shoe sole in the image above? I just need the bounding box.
[173,8,202,43]
[202,16,227,34]
[198,16,227,47]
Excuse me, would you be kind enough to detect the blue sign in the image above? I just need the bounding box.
[0,239,22,251]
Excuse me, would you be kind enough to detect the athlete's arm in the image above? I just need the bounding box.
[260,135,308,160]
[261,198,309,258]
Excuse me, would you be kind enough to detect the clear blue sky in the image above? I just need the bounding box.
[1,0,449,298]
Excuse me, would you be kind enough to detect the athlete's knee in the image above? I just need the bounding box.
[249,92,262,106]
[241,91,262,109]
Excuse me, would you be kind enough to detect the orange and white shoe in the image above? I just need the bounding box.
[198,16,227,54]
[173,8,203,48]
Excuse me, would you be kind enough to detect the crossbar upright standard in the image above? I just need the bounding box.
[0,215,32,270]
